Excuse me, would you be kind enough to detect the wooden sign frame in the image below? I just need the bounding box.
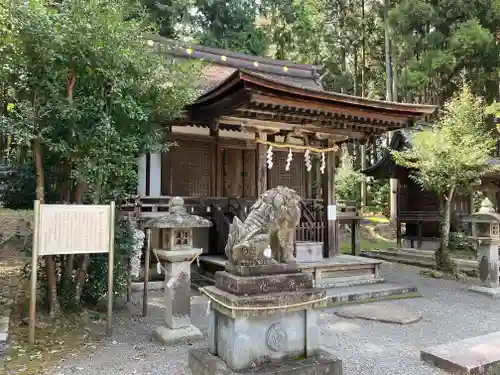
[28,201,116,345]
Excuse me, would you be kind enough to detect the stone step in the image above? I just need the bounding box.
[326,282,420,306]
[366,249,435,262]
[361,251,481,274]
[421,331,500,374]
[361,251,437,269]
[317,274,384,289]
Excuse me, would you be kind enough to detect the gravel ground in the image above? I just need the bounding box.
[46,262,500,375]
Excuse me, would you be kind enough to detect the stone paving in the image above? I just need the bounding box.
[45,262,500,375]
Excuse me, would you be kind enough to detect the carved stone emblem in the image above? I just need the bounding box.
[479,255,490,282]
[266,323,288,352]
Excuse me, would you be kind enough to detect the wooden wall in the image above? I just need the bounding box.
[268,151,306,197]
[160,135,309,198]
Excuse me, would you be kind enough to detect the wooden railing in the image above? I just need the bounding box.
[121,196,360,245]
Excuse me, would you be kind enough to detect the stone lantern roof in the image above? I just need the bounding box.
[143,197,213,229]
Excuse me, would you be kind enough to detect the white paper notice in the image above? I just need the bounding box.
[37,204,111,256]
[327,205,337,221]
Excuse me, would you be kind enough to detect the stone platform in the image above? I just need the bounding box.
[195,255,420,306]
[421,331,500,374]
[189,348,343,375]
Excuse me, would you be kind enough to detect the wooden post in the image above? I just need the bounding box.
[107,201,115,337]
[351,219,361,256]
[211,129,222,197]
[126,255,132,303]
[142,228,151,317]
[417,222,423,249]
[396,181,402,248]
[256,132,268,195]
[322,141,339,258]
[28,200,41,345]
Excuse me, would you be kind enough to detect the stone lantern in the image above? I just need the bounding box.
[144,197,213,344]
[463,198,500,298]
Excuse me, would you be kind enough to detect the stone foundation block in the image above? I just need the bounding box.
[225,263,299,277]
[154,324,202,346]
[189,348,343,375]
[208,308,322,371]
[203,285,326,318]
[468,285,500,298]
[421,331,500,374]
[215,271,313,295]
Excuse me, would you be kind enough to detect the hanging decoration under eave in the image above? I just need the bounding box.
[257,138,339,174]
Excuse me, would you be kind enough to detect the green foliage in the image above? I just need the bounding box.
[393,85,497,196]
[144,0,268,55]
[448,231,473,253]
[81,219,135,307]
[1,0,200,311]
[368,179,390,215]
[394,84,496,254]
[335,157,364,202]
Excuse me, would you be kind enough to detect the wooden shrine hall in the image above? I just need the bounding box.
[123,36,436,284]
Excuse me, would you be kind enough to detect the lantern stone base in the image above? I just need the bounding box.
[468,285,500,299]
[154,248,203,346]
[154,324,202,345]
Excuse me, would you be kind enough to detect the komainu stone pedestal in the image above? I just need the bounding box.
[153,249,203,345]
[188,264,343,375]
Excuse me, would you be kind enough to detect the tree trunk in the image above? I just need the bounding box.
[33,137,60,317]
[437,186,455,271]
[360,0,367,208]
[439,186,455,251]
[73,181,88,305]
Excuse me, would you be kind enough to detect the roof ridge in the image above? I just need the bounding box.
[146,34,321,76]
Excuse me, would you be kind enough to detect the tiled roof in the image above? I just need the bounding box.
[150,35,323,94]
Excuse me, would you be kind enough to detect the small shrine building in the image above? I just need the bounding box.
[125,36,436,264]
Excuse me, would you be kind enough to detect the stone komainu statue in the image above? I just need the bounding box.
[225,186,302,266]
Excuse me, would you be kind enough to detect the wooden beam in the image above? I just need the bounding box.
[219,116,366,139]
[236,107,390,132]
[250,93,411,125]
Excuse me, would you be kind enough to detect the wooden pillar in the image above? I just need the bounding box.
[417,222,423,249]
[211,129,222,197]
[351,219,361,256]
[396,180,402,248]
[256,133,268,196]
[322,140,339,258]
[145,153,151,196]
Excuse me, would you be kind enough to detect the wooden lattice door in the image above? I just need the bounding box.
[223,149,257,198]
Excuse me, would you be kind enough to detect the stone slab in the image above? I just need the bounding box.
[421,331,500,374]
[189,348,343,375]
[215,271,313,296]
[225,263,299,277]
[318,276,384,289]
[326,282,420,306]
[298,255,382,270]
[153,324,203,345]
[202,286,327,318]
[335,302,422,324]
[468,285,500,299]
